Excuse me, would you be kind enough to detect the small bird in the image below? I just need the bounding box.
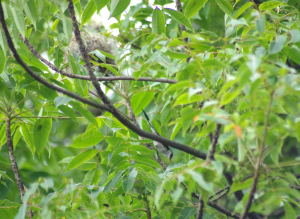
[142,109,173,161]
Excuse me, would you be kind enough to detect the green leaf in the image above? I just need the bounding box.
[131,155,162,169]
[95,0,110,13]
[13,126,22,150]
[163,8,193,30]
[269,35,287,55]
[33,118,52,155]
[39,84,58,100]
[0,48,5,76]
[173,93,203,106]
[58,105,77,122]
[110,0,131,18]
[70,101,98,127]
[255,15,265,34]
[186,170,214,193]
[81,0,96,27]
[0,154,10,165]
[54,96,73,108]
[283,201,296,219]
[170,122,182,140]
[165,81,190,94]
[259,1,283,11]
[220,89,240,105]
[62,14,72,43]
[51,19,60,31]
[23,0,37,30]
[233,2,253,19]
[20,124,35,156]
[152,8,166,35]
[284,45,300,65]
[66,149,99,172]
[229,178,253,195]
[124,168,138,194]
[290,29,300,43]
[130,91,155,115]
[70,132,104,148]
[83,168,100,185]
[10,5,25,37]
[17,48,48,71]
[215,0,233,15]
[185,0,208,19]
[103,170,125,194]
[295,122,300,143]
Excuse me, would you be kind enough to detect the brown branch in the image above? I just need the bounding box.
[196,196,204,219]
[191,192,240,219]
[239,92,274,219]
[175,0,187,43]
[208,123,222,161]
[6,118,25,199]
[6,117,33,218]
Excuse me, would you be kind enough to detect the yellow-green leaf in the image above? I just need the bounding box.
[259,1,283,11]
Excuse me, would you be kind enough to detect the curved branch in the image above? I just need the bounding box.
[20,35,176,84]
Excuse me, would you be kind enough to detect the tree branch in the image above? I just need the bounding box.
[191,192,240,219]
[196,196,204,219]
[6,117,33,218]
[19,29,176,84]
[208,123,222,161]
[239,91,274,219]
[175,0,187,43]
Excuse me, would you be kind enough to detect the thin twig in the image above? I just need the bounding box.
[20,35,176,84]
[191,192,240,219]
[239,91,274,219]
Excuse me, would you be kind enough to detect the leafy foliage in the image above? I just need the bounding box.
[0,0,300,218]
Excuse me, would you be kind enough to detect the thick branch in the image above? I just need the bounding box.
[6,118,25,200]
[6,117,33,217]
[20,36,177,83]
